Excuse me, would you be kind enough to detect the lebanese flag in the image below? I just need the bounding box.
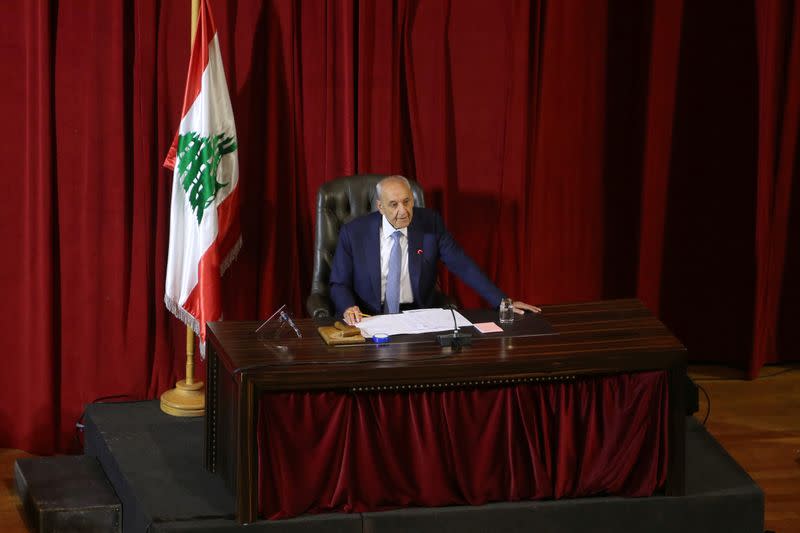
[163,0,240,356]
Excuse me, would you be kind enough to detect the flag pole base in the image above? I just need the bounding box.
[160,380,205,417]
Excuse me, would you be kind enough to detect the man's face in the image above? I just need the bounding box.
[377,180,414,229]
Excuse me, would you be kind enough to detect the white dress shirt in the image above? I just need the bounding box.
[380,216,414,306]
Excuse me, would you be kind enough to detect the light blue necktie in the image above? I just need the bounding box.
[385,230,402,314]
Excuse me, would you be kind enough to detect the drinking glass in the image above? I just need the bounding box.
[499,298,514,324]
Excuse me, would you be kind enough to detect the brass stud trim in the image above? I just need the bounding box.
[348,374,579,393]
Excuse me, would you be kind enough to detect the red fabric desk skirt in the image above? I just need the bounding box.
[257,370,668,519]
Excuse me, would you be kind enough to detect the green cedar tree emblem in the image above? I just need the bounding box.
[176,131,238,224]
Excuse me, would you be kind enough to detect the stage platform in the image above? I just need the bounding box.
[83,400,763,533]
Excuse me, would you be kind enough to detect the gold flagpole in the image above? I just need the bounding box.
[161,0,205,417]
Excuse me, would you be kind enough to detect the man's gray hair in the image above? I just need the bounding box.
[376,175,411,200]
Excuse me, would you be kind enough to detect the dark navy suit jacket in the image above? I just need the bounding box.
[329,208,506,316]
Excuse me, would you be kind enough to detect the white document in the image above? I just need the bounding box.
[357,308,472,337]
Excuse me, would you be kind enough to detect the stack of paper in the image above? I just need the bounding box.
[356,308,472,337]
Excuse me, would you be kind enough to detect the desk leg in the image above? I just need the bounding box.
[204,347,218,472]
[236,377,258,524]
[665,364,686,496]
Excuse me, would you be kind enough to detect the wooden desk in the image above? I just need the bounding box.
[204,299,687,524]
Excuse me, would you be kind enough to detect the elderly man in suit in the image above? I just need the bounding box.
[330,175,540,325]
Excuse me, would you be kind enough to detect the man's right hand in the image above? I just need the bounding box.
[343,306,365,326]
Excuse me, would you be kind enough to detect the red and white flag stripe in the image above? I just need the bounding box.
[163,0,240,355]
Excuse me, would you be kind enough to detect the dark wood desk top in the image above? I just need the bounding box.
[206,299,686,391]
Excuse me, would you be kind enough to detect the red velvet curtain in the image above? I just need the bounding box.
[1,0,798,454]
[257,372,669,519]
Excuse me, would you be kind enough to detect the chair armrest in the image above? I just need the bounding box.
[306,292,332,319]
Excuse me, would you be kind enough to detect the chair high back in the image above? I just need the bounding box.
[307,174,426,318]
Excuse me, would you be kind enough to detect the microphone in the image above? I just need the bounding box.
[437,305,472,349]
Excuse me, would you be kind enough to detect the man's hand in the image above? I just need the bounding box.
[343,305,366,326]
[512,300,541,314]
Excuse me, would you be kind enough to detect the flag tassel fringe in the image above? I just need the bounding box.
[164,295,209,358]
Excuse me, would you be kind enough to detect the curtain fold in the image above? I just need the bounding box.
[0,0,59,453]
[0,0,798,453]
[752,0,800,377]
[257,372,669,519]
[636,0,684,312]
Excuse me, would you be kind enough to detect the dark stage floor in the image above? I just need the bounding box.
[83,401,763,533]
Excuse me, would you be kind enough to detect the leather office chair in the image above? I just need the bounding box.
[307,174,452,318]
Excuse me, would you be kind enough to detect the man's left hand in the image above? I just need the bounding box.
[512,301,541,314]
